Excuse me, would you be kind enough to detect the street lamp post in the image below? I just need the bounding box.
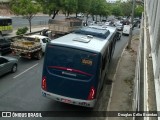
[127,0,136,49]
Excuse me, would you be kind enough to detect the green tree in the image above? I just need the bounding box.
[98,1,111,21]
[89,0,101,21]
[75,0,91,16]
[10,0,41,32]
[120,1,132,17]
[62,0,77,17]
[110,2,122,17]
[135,5,144,17]
[36,0,63,19]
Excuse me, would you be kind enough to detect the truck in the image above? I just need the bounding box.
[0,37,12,56]
[48,17,82,37]
[11,35,51,59]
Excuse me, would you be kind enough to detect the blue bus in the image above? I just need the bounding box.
[41,25,119,107]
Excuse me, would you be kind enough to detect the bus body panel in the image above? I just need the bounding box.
[41,89,96,107]
[43,70,96,100]
[42,44,101,102]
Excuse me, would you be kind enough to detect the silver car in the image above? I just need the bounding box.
[0,56,18,76]
[116,24,123,31]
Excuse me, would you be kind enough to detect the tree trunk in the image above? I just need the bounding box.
[52,10,59,19]
[86,14,89,26]
[96,15,98,22]
[92,15,94,21]
[76,12,78,18]
[67,11,69,17]
[29,19,31,33]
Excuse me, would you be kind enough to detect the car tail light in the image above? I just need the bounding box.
[42,76,47,90]
[87,86,96,100]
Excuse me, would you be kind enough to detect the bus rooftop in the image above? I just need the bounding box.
[50,26,117,54]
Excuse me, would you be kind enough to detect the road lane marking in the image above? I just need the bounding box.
[13,63,39,79]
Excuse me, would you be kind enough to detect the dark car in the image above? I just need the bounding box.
[115,31,121,41]
[0,56,18,76]
[0,37,12,55]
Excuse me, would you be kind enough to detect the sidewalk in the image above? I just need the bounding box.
[107,34,140,120]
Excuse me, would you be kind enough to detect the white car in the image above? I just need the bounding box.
[122,25,131,35]
[77,13,84,17]
[105,22,111,26]
[28,35,51,53]
[116,23,123,31]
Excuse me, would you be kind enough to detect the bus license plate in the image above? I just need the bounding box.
[61,98,71,104]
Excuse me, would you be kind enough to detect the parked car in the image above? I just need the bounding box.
[0,56,18,76]
[133,18,141,28]
[105,21,111,26]
[116,23,123,31]
[0,37,12,56]
[77,13,84,17]
[116,31,121,41]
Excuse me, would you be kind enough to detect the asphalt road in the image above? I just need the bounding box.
[11,15,73,29]
[0,23,140,120]
[11,14,101,29]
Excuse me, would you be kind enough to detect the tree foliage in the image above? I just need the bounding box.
[10,0,41,32]
[16,26,28,35]
[63,0,77,16]
[36,0,64,19]
[37,0,111,20]
[120,1,132,17]
[10,0,143,23]
[135,5,144,17]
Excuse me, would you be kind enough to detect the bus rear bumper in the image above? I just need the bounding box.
[41,89,96,108]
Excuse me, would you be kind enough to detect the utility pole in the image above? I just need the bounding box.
[127,0,136,49]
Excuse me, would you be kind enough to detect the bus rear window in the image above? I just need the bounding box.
[45,45,99,76]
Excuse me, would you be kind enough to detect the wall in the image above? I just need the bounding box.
[145,0,160,113]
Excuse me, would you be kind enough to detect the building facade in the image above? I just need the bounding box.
[144,0,160,114]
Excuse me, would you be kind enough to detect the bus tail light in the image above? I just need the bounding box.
[42,76,47,90]
[87,86,96,100]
